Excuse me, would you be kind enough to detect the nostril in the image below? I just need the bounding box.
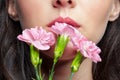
[57,0,61,5]
[52,0,75,8]
[57,0,72,5]
[68,0,72,4]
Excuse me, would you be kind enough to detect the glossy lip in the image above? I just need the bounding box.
[47,17,80,28]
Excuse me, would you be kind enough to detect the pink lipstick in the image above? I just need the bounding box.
[48,17,80,28]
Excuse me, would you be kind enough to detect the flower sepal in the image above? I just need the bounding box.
[30,45,40,67]
[54,34,69,63]
[71,51,82,73]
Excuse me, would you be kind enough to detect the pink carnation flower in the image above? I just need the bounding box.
[17,27,55,50]
[72,37,101,63]
[51,22,86,41]
[50,22,101,63]
[51,22,76,37]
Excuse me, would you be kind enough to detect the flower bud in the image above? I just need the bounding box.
[71,51,82,72]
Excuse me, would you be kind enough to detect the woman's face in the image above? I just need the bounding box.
[9,0,119,60]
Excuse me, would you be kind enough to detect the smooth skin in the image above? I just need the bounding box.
[8,0,120,80]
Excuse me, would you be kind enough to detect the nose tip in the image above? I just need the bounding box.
[52,0,76,8]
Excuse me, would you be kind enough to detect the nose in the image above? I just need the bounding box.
[52,0,76,8]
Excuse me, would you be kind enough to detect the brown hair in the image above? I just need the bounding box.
[0,0,35,80]
[0,0,120,80]
[93,16,120,80]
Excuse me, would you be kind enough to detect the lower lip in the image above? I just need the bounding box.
[47,17,80,28]
[65,17,80,28]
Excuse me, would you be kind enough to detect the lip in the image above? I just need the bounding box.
[47,17,80,28]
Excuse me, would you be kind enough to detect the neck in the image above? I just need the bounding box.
[41,54,93,80]
[53,60,73,80]
[73,58,93,80]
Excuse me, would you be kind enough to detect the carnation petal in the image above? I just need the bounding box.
[17,27,55,50]
[32,41,50,50]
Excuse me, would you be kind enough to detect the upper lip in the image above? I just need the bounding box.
[47,17,80,28]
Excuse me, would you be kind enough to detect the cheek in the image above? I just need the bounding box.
[78,1,113,43]
[82,0,113,24]
[85,24,108,44]
[79,21,108,44]
[16,1,50,29]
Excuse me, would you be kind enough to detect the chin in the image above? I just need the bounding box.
[40,42,77,61]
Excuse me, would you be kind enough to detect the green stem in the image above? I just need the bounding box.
[69,72,74,80]
[34,66,40,80]
[49,62,56,80]
[38,59,43,80]
[30,45,43,80]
